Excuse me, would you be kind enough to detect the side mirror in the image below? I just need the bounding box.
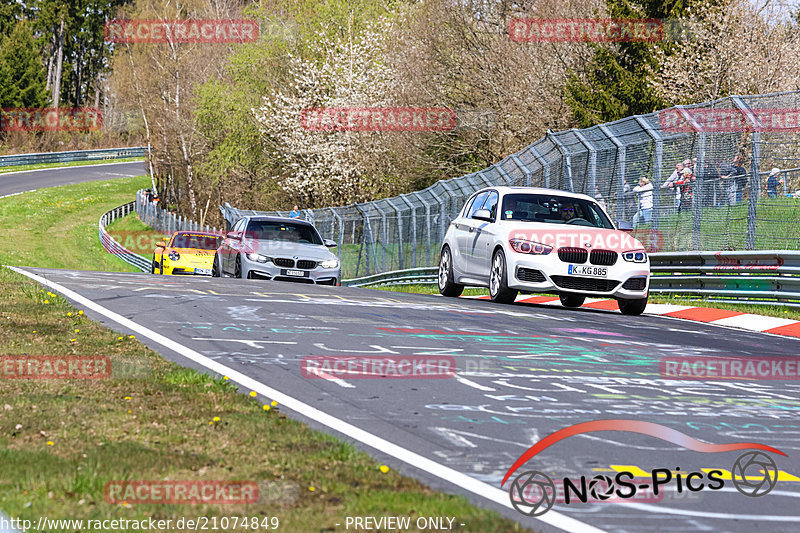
[472,208,493,222]
[155,241,166,248]
[323,239,337,248]
[226,231,240,239]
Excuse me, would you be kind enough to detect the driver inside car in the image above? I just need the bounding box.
[561,202,577,222]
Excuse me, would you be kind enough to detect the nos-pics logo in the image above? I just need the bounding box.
[501,419,785,517]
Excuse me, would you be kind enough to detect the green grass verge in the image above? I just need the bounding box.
[0,268,528,532]
[0,157,143,175]
[0,179,531,531]
[0,175,149,271]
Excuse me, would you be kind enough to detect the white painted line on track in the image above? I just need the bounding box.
[8,266,607,533]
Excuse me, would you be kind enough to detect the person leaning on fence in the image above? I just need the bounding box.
[289,205,301,219]
[661,162,684,208]
[766,168,783,198]
[142,188,153,205]
[632,177,653,228]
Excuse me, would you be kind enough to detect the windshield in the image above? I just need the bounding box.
[171,233,222,250]
[500,193,614,229]
[245,220,323,245]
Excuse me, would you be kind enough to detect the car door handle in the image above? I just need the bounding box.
[468,227,474,232]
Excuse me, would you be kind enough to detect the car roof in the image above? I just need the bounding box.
[244,215,315,226]
[472,186,596,202]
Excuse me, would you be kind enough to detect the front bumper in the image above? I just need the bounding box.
[506,252,649,299]
[240,258,340,285]
[161,260,214,276]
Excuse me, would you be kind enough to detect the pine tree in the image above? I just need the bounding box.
[0,21,48,108]
[565,0,700,127]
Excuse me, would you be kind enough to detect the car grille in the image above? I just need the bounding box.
[558,247,588,264]
[551,275,619,292]
[297,260,318,270]
[273,258,294,268]
[590,249,618,266]
[516,267,546,283]
[622,277,647,291]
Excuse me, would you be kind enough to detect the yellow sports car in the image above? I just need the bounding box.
[152,231,222,276]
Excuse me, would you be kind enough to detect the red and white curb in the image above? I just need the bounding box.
[459,294,800,339]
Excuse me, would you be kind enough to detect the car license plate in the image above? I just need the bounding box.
[195,268,211,275]
[284,269,306,277]
[568,264,607,278]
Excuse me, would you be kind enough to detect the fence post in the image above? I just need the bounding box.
[439,181,459,243]
[529,145,551,188]
[329,208,343,261]
[732,95,762,250]
[372,202,388,272]
[412,192,433,266]
[386,198,405,270]
[677,106,705,249]
[548,131,573,192]
[494,164,516,187]
[572,129,597,195]
[509,155,533,186]
[599,124,627,225]
[634,116,663,230]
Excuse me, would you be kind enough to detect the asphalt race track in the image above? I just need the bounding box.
[13,267,800,533]
[0,161,145,197]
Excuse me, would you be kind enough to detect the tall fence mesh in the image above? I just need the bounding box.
[216,91,800,279]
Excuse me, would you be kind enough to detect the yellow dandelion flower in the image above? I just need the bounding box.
[129,335,135,339]
[70,338,76,342]
[128,410,132,414]
[117,336,123,340]
[263,405,270,411]
[271,400,277,407]
[78,310,83,315]
[46,441,54,446]
[379,465,389,474]
[223,376,229,380]
[124,396,131,400]
[249,391,257,397]
[44,300,49,304]
[75,329,79,333]
[213,416,220,422]
[67,312,72,316]
[308,486,315,492]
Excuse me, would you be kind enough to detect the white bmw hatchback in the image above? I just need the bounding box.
[438,187,650,315]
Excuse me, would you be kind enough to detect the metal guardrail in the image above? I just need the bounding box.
[343,267,438,287]
[0,147,147,168]
[135,189,220,235]
[99,202,151,272]
[342,251,800,305]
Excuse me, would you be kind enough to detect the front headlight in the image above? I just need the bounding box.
[321,258,339,269]
[167,250,180,261]
[246,253,270,263]
[622,249,648,263]
[509,238,552,255]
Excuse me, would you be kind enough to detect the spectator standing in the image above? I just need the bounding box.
[288,205,301,218]
[662,162,684,208]
[593,186,606,211]
[143,188,153,204]
[731,155,747,203]
[676,167,695,211]
[766,168,782,198]
[632,177,653,228]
